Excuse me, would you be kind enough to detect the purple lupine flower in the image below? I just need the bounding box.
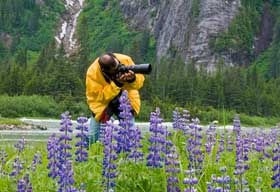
[99,123,106,143]
[117,90,143,162]
[57,112,77,191]
[209,167,231,192]
[233,116,250,192]
[163,124,180,191]
[182,110,190,132]
[57,160,77,192]
[166,146,181,192]
[272,143,280,188]
[253,130,271,160]
[47,112,78,192]
[10,156,24,177]
[0,149,8,175]
[172,108,189,131]
[30,152,42,172]
[233,114,241,134]
[127,126,143,162]
[172,108,181,131]
[183,169,198,192]
[58,112,73,165]
[146,108,166,168]
[206,182,212,192]
[102,118,118,192]
[270,127,280,144]
[75,116,89,162]
[185,118,204,172]
[14,137,26,154]
[17,179,25,192]
[205,123,217,155]
[215,133,224,162]
[115,90,134,154]
[47,133,60,179]
[17,173,32,192]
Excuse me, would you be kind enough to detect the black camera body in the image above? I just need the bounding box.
[117,64,152,74]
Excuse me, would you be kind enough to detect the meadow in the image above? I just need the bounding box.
[0,91,279,192]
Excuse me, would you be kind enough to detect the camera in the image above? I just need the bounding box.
[117,63,152,74]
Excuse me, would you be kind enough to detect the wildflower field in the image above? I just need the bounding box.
[0,91,280,192]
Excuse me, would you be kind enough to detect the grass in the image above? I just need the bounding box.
[0,118,28,126]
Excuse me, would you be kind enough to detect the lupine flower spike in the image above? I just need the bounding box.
[14,137,26,154]
[205,122,217,155]
[127,126,143,162]
[30,152,42,172]
[47,134,60,179]
[186,118,204,172]
[17,173,32,192]
[172,108,190,133]
[75,116,89,162]
[116,90,135,154]
[208,167,231,192]
[116,90,143,162]
[183,169,198,192]
[102,118,118,192]
[165,146,181,192]
[10,137,26,177]
[233,115,250,192]
[58,111,73,164]
[57,160,75,192]
[216,133,224,163]
[57,112,77,192]
[10,156,24,177]
[146,108,166,168]
[272,142,280,188]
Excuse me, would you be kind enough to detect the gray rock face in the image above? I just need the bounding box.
[119,0,241,71]
[188,0,240,72]
[0,33,13,48]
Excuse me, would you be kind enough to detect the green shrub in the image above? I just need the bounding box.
[0,95,60,118]
[58,96,91,118]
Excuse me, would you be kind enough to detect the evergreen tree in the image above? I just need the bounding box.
[23,0,35,9]
[34,41,56,73]
[3,64,24,95]
[45,46,82,101]
[15,48,27,68]
[77,16,91,79]
[28,6,40,34]
[269,19,280,78]
[23,70,47,95]
[0,41,8,61]
[223,67,244,112]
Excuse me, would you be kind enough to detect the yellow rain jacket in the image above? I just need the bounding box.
[86,53,145,121]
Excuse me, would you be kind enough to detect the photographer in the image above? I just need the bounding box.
[86,53,145,144]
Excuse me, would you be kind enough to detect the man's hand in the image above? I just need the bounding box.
[116,70,136,83]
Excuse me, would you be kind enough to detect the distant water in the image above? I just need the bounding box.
[0,118,169,142]
[0,118,265,142]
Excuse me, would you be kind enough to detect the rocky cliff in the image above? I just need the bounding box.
[119,0,241,71]
[55,0,85,56]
